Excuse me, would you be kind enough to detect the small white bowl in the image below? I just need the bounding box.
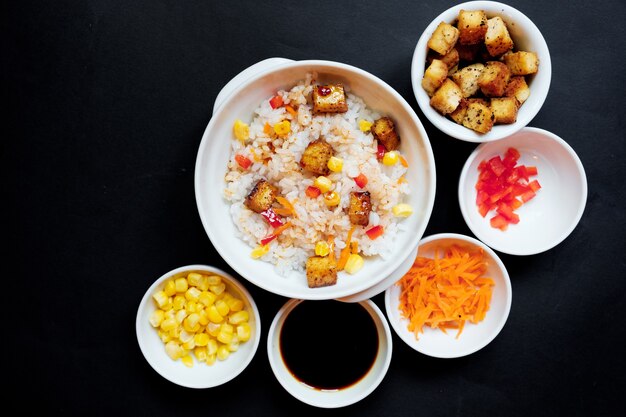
[411,1,551,142]
[136,265,261,388]
[267,299,392,408]
[385,233,512,358]
[458,127,587,255]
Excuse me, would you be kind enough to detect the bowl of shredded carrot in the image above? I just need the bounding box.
[384,233,511,358]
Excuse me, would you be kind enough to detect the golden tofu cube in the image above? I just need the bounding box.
[312,84,348,113]
[485,17,514,57]
[306,256,338,288]
[502,51,539,75]
[427,22,460,55]
[348,191,371,226]
[457,9,488,45]
[427,48,460,70]
[491,97,520,124]
[422,59,449,96]
[244,179,277,213]
[462,101,495,133]
[430,78,463,115]
[505,76,531,104]
[300,140,334,175]
[451,63,485,98]
[478,61,510,97]
[371,117,401,151]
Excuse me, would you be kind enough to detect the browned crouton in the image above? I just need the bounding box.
[430,79,463,115]
[478,61,510,97]
[456,43,480,61]
[449,98,488,124]
[457,9,488,45]
[462,101,495,133]
[502,51,539,75]
[371,117,400,151]
[306,256,337,288]
[451,63,485,97]
[348,192,371,226]
[491,97,520,124]
[485,17,514,56]
[300,140,334,175]
[427,48,460,70]
[245,179,277,213]
[504,76,530,104]
[422,59,449,96]
[427,22,460,55]
[312,84,348,113]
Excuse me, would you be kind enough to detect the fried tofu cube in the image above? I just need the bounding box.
[462,101,495,133]
[306,256,338,288]
[371,117,400,151]
[245,179,277,213]
[451,63,485,98]
[502,51,539,75]
[427,22,460,55]
[300,140,334,175]
[427,48,460,70]
[505,76,530,104]
[312,84,348,113]
[422,59,449,96]
[485,17,514,57]
[449,98,488,124]
[430,78,463,115]
[491,97,520,124]
[348,192,371,226]
[478,61,510,97]
[457,9,488,45]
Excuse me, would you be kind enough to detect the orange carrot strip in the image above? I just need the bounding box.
[337,226,356,270]
[285,105,297,116]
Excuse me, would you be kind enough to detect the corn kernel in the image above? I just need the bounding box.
[226,297,244,312]
[172,295,186,311]
[207,338,218,355]
[215,300,230,317]
[182,338,196,350]
[149,310,165,327]
[327,156,344,173]
[206,353,217,365]
[217,345,230,361]
[315,241,330,257]
[187,272,203,287]
[207,322,221,337]
[160,318,177,332]
[175,278,188,293]
[194,346,208,362]
[164,309,175,320]
[183,313,201,332]
[323,191,340,207]
[194,333,210,347]
[314,176,332,193]
[158,330,171,343]
[207,275,222,286]
[169,326,182,339]
[187,301,198,313]
[152,291,169,308]
[359,119,373,132]
[207,305,224,323]
[233,119,250,143]
[251,244,270,259]
[163,280,176,297]
[392,203,413,218]
[179,330,194,343]
[229,310,249,325]
[161,297,173,311]
[175,309,188,324]
[210,283,226,296]
[185,287,202,302]
[273,120,291,137]
[198,309,209,326]
[196,275,209,291]
[383,151,399,166]
[237,323,251,342]
[198,291,216,307]
[344,254,364,274]
[228,336,240,352]
[165,341,184,360]
[218,330,233,344]
[181,354,194,368]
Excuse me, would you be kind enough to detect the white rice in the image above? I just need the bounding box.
[224,73,410,277]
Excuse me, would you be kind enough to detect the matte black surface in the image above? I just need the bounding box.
[5,0,625,415]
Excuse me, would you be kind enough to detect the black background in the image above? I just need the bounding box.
[5,0,626,415]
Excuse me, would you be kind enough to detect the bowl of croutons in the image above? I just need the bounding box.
[411,1,551,142]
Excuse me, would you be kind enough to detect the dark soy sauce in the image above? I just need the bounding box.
[279,300,379,391]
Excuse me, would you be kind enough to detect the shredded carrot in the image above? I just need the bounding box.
[263,122,272,135]
[275,197,297,217]
[337,226,356,270]
[350,241,359,254]
[400,155,409,168]
[397,176,406,184]
[397,245,494,340]
[285,105,298,117]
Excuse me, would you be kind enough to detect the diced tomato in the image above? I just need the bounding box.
[521,189,536,203]
[354,173,368,189]
[526,166,538,176]
[497,203,520,224]
[490,214,509,231]
[488,156,506,176]
[260,208,284,228]
[365,225,384,240]
[377,143,386,160]
[528,179,542,192]
[269,95,283,109]
[305,186,321,198]
[235,154,252,169]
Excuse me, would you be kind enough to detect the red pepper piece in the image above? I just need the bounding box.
[260,208,284,228]
[528,179,541,192]
[260,235,277,246]
[488,156,506,176]
[354,173,368,189]
[377,143,386,161]
[365,225,384,240]
[497,203,520,224]
[526,166,538,176]
[478,203,490,218]
[235,154,252,169]
[490,214,509,231]
[521,189,536,203]
[269,95,284,109]
[305,186,321,198]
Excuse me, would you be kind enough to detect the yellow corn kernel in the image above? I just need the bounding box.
[218,325,234,344]
[174,278,188,293]
[344,253,364,274]
[186,301,198,313]
[175,309,188,324]
[181,354,194,368]
[149,310,165,328]
[273,120,291,137]
[165,341,184,360]
[158,330,171,343]
[207,338,218,355]
[206,353,217,365]
[228,336,240,352]
[172,295,186,311]
[196,275,209,291]
[250,244,270,259]
[152,291,169,308]
[323,191,340,207]
[168,326,182,339]
[160,318,177,332]
[217,345,230,361]
[383,151,399,166]
[314,176,332,193]
[164,309,176,321]
[187,272,203,288]
[215,300,230,317]
[194,346,208,362]
[183,313,201,333]
[392,203,413,218]
[194,333,210,347]
[233,119,250,143]
[179,329,194,343]
[315,241,330,257]
[163,280,176,297]
[237,323,251,342]
[161,297,173,311]
[207,322,221,337]
[358,119,373,132]
[198,291,216,307]
[229,310,249,325]
[198,309,209,326]
[207,305,224,323]
[182,338,196,350]
[207,275,222,286]
[185,287,202,302]
[210,283,226,296]
[327,156,344,173]
[226,297,244,312]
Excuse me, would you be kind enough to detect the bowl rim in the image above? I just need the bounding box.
[266,298,393,407]
[411,0,552,143]
[135,264,261,388]
[194,59,437,300]
[458,126,588,255]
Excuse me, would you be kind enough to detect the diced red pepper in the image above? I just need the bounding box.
[497,203,520,224]
[521,189,536,203]
[503,147,520,167]
[377,143,386,161]
[510,198,523,210]
[260,235,277,245]
[488,156,506,176]
[528,179,542,192]
[478,203,490,218]
[235,154,252,169]
[305,186,321,198]
[490,214,509,231]
[365,225,384,240]
[525,166,538,176]
[260,208,284,228]
[476,190,489,205]
[354,173,368,189]
[269,95,283,109]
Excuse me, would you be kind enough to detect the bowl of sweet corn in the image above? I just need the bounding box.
[136,264,261,388]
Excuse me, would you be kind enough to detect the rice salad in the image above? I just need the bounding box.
[224,73,413,286]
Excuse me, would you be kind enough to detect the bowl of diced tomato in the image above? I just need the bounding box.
[458,127,587,255]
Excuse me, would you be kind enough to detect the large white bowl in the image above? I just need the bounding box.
[195,59,436,300]
[411,1,551,142]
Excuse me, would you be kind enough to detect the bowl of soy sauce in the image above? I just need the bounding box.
[267,299,392,408]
